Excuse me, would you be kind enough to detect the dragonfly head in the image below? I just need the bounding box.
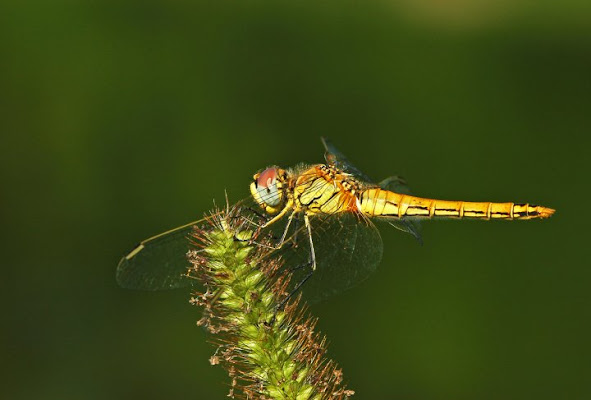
[250,167,289,214]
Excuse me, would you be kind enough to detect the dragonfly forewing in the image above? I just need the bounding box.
[116,220,203,290]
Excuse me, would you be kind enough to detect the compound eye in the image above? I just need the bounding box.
[256,167,281,207]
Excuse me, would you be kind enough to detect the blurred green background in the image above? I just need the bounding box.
[2,1,590,399]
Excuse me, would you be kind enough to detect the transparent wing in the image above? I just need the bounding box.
[116,219,204,290]
[378,175,412,195]
[273,212,383,304]
[379,177,423,244]
[321,137,422,243]
[321,136,374,183]
[321,137,415,193]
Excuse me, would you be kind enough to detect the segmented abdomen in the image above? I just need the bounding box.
[358,188,555,220]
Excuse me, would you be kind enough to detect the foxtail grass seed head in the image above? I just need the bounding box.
[187,206,353,399]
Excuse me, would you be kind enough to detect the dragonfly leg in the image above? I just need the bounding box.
[261,203,292,229]
[244,207,295,250]
[244,206,271,225]
[289,214,301,247]
[275,210,297,249]
[273,267,314,315]
[254,210,298,252]
[271,213,301,250]
[269,213,317,323]
[249,205,293,248]
[304,213,316,271]
[268,260,314,326]
[286,258,311,274]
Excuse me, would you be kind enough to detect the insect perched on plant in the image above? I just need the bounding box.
[117,137,554,302]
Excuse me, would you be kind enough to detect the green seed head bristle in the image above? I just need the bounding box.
[187,205,354,399]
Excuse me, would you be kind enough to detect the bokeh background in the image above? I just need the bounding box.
[2,1,590,399]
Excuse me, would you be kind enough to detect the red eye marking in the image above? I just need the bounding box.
[257,168,277,188]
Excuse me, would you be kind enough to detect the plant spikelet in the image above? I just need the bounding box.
[187,205,354,400]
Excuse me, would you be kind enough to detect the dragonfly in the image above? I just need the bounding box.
[117,137,555,302]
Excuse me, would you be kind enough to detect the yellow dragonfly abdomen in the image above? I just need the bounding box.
[358,188,555,220]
